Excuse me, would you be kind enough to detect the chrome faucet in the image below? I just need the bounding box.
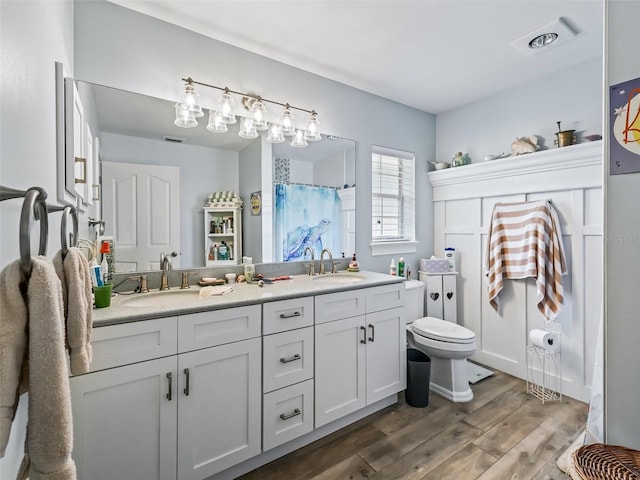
[303,246,316,275]
[319,248,336,274]
[160,252,173,291]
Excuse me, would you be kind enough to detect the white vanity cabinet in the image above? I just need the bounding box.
[70,305,262,480]
[261,297,315,451]
[314,284,406,427]
[421,272,457,322]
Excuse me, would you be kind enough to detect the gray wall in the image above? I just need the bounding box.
[238,139,264,263]
[436,58,603,164]
[605,0,640,449]
[73,0,437,275]
[0,1,74,476]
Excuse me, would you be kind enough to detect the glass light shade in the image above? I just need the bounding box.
[206,110,228,133]
[251,99,268,130]
[238,117,258,139]
[304,113,321,141]
[179,84,204,118]
[280,107,296,136]
[266,123,285,144]
[174,103,198,128]
[291,129,308,148]
[218,92,237,124]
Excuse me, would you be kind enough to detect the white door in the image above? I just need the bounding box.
[102,162,180,272]
[177,338,261,480]
[70,357,178,480]
[365,307,406,404]
[315,316,366,427]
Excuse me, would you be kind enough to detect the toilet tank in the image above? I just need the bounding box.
[404,280,425,323]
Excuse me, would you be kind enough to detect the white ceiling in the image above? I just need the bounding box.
[108,0,604,114]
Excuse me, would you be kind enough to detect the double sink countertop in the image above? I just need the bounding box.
[94,270,404,327]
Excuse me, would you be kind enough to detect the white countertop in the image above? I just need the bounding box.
[93,270,404,327]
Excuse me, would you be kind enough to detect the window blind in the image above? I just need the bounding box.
[371,146,415,243]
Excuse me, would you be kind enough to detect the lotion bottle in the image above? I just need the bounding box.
[389,258,397,276]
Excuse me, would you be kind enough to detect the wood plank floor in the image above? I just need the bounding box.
[239,368,587,480]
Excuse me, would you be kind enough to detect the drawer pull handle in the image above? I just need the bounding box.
[280,311,301,319]
[360,325,367,344]
[166,372,173,401]
[183,368,190,396]
[279,408,301,421]
[368,324,375,343]
[280,353,301,364]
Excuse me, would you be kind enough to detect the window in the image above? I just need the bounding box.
[371,146,417,255]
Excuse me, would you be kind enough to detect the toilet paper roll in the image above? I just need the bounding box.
[529,329,560,352]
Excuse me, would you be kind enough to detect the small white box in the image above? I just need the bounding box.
[420,257,450,273]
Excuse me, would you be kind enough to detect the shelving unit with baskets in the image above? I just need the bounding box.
[203,206,242,266]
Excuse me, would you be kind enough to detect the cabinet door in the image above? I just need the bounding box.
[70,356,177,480]
[365,307,407,404]
[425,274,444,319]
[315,316,366,427]
[442,274,458,322]
[177,338,261,480]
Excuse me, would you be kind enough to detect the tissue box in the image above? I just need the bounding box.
[420,257,450,273]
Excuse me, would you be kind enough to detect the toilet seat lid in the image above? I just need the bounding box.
[412,317,475,344]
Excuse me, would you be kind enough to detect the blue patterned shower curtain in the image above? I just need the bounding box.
[274,183,343,262]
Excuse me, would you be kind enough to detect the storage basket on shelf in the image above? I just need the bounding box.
[569,443,640,480]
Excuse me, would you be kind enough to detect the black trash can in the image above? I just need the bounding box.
[406,348,431,407]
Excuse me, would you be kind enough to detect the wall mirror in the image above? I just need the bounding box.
[71,81,356,273]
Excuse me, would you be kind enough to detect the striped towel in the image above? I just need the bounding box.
[485,200,567,321]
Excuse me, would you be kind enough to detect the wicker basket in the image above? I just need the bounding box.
[570,443,640,479]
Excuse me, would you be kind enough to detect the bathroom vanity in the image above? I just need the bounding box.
[70,271,405,480]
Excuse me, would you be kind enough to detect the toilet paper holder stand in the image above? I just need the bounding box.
[526,322,562,403]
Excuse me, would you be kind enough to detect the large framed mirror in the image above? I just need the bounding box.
[71,81,356,273]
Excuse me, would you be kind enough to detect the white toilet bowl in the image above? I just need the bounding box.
[407,316,476,402]
[404,280,477,403]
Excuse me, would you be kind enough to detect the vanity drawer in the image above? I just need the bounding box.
[178,305,261,353]
[365,283,405,313]
[263,297,314,335]
[263,379,314,451]
[314,289,365,324]
[263,327,314,393]
[87,317,177,373]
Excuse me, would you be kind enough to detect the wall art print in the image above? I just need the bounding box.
[610,76,640,175]
[274,183,342,262]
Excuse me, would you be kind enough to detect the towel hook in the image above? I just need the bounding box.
[19,187,49,280]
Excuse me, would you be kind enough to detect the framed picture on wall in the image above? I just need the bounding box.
[609,76,640,175]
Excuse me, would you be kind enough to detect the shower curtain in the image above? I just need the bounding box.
[274,183,342,262]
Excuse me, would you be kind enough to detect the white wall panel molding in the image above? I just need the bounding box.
[429,142,603,402]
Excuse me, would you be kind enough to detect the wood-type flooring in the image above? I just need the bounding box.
[239,368,587,480]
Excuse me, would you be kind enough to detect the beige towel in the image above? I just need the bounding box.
[53,248,93,375]
[485,200,567,321]
[0,261,28,458]
[1,257,76,478]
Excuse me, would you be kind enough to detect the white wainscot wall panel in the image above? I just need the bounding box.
[429,141,603,402]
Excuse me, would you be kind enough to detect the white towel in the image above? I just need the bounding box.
[485,200,567,321]
[53,247,94,375]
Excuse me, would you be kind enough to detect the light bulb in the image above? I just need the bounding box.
[174,103,197,128]
[281,106,296,136]
[304,112,321,141]
[238,117,258,139]
[266,123,285,144]
[206,110,228,133]
[291,129,308,148]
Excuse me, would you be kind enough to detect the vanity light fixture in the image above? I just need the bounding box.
[174,77,321,148]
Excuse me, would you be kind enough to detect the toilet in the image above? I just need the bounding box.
[405,280,476,402]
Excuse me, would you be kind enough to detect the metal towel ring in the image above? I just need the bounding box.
[49,204,78,256]
[19,188,48,280]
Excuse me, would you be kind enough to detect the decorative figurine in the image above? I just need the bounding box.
[511,136,540,155]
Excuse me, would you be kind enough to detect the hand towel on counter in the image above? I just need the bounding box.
[53,247,93,375]
[484,200,567,321]
[1,257,76,478]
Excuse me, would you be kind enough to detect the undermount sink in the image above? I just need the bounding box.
[118,289,203,308]
[312,273,366,283]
